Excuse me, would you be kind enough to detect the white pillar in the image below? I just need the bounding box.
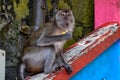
[0,49,5,80]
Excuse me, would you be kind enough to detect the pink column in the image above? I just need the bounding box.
[95,0,120,29]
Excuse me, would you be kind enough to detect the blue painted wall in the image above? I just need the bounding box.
[70,39,120,80]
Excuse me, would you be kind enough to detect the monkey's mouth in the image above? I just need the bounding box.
[63,22,69,28]
[65,23,69,26]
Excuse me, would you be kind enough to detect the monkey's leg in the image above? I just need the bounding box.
[57,51,72,74]
[17,62,26,80]
[44,52,60,74]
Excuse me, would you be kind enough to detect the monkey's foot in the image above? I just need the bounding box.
[63,65,73,74]
[64,65,73,74]
[55,66,61,71]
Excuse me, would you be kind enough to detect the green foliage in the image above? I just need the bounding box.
[46,0,70,11]
[58,0,70,10]
[0,0,1,13]
[63,38,76,50]
[72,0,94,27]
[46,0,52,11]
[13,0,29,21]
[73,26,83,40]
[83,26,93,35]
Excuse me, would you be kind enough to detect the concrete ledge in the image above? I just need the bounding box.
[30,22,120,80]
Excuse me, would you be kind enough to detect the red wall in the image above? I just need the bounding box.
[95,0,120,28]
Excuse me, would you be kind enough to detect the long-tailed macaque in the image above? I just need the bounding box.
[18,9,75,80]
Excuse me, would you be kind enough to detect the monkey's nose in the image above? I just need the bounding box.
[66,23,69,25]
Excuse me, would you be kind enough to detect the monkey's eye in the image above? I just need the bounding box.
[67,13,70,16]
[61,12,66,16]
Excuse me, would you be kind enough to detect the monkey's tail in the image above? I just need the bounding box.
[17,61,26,80]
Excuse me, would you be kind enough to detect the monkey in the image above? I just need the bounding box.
[18,9,75,80]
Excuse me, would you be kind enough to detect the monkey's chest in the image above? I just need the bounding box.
[54,41,66,51]
[52,30,66,50]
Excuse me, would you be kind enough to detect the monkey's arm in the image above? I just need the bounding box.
[36,31,72,46]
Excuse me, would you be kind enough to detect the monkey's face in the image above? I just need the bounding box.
[55,9,75,31]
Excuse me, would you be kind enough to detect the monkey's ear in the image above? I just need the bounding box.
[70,11,73,15]
[54,9,59,14]
[50,9,59,22]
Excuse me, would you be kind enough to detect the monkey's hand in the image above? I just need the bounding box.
[62,31,68,34]
[65,31,72,39]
